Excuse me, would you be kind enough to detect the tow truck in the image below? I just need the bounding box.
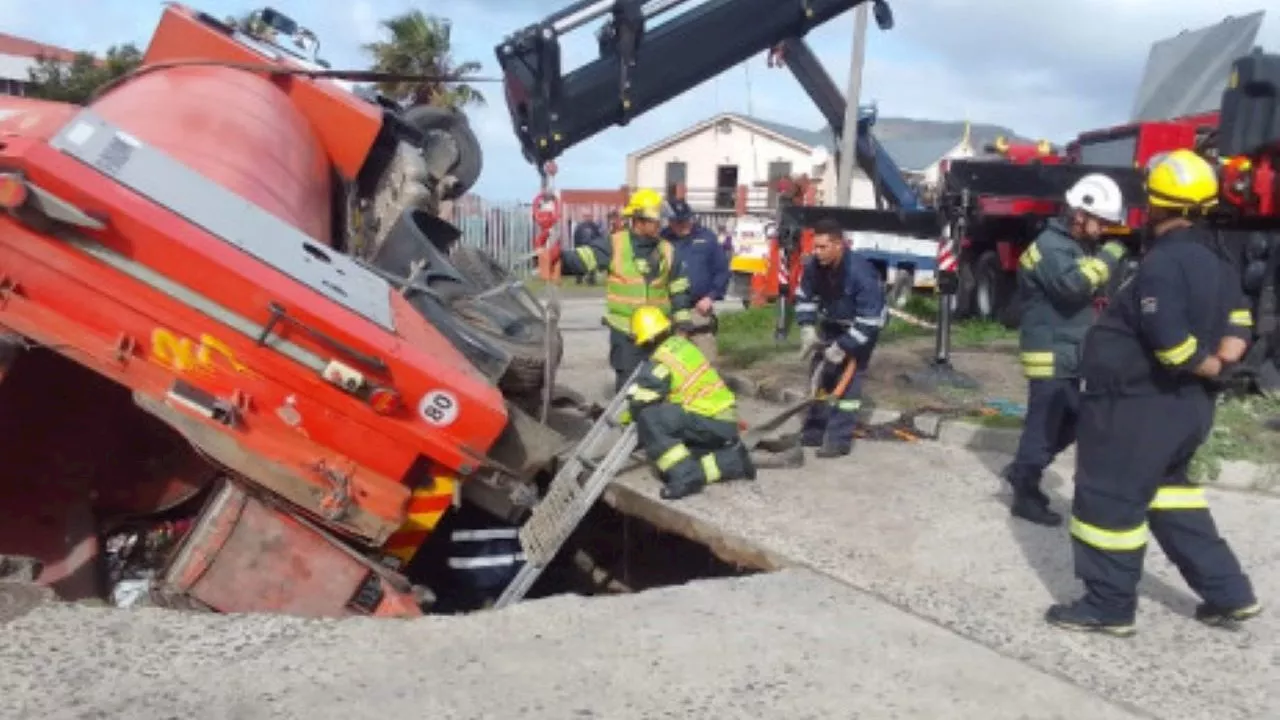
[939,12,1279,331]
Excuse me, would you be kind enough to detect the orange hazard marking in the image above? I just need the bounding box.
[150,328,252,377]
[383,476,456,565]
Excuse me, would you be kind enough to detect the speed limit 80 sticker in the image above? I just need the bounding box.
[417,390,460,427]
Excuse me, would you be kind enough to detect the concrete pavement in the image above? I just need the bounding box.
[0,297,1273,719]
[555,298,1279,720]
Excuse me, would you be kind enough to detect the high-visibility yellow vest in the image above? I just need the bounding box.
[605,231,675,334]
[651,336,736,421]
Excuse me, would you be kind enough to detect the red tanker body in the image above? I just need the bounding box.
[0,3,565,617]
[91,65,334,242]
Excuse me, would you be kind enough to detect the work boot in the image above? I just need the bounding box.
[735,442,758,480]
[753,445,805,469]
[814,440,851,458]
[1195,602,1262,628]
[1045,600,1136,638]
[1006,466,1062,527]
[660,478,705,500]
[1011,494,1063,527]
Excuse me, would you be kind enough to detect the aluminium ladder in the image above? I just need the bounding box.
[494,373,639,609]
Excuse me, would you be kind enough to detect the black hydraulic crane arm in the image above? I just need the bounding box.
[495,0,880,167]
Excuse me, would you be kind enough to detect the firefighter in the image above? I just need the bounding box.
[622,306,755,500]
[795,218,886,458]
[1006,173,1131,527]
[545,188,694,391]
[662,199,730,363]
[1047,149,1261,636]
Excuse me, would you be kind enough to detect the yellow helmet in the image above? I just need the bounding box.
[1146,149,1218,210]
[623,188,664,220]
[631,306,671,344]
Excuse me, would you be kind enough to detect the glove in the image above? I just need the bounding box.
[1100,241,1128,262]
[798,326,819,358]
[1210,361,1255,395]
[822,343,847,366]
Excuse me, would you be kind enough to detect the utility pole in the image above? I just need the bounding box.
[834,3,868,206]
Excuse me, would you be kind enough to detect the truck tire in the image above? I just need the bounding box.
[974,249,1014,322]
[451,244,511,291]
[449,245,564,395]
[373,210,560,395]
[887,268,914,309]
[954,261,977,319]
[401,105,483,201]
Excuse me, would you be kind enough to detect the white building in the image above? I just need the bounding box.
[0,32,79,97]
[625,112,1013,211]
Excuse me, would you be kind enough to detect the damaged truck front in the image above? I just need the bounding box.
[0,3,568,617]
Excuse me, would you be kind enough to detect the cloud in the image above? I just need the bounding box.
[6,0,1278,200]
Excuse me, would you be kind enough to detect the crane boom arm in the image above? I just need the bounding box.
[495,0,874,166]
[771,37,921,209]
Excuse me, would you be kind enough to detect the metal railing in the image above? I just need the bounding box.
[447,184,791,276]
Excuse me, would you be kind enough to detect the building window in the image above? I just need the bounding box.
[715,165,738,210]
[766,161,792,208]
[664,161,686,199]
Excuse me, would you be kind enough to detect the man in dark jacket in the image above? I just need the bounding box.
[663,200,730,362]
[795,218,886,458]
[1007,173,1130,527]
[1047,150,1259,636]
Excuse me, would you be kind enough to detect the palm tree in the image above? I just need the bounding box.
[363,10,485,109]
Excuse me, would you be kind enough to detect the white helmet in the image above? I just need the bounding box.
[1064,173,1124,224]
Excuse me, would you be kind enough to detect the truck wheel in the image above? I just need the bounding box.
[887,269,914,309]
[374,210,560,396]
[401,105,483,201]
[449,245,565,395]
[974,250,1013,322]
[953,261,977,319]
[731,272,752,308]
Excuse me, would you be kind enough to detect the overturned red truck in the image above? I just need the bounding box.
[0,4,569,616]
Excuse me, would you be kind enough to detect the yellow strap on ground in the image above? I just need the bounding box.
[1069,516,1148,551]
[1149,486,1208,510]
[1155,336,1197,366]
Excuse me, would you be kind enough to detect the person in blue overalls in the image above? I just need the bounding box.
[1006,173,1130,527]
[1046,150,1261,636]
[794,218,887,458]
[663,199,730,363]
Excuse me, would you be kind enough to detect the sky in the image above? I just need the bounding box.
[1,0,1276,200]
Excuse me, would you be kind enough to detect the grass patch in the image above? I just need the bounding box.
[519,277,605,296]
[1190,394,1280,482]
[716,295,1016,367]
[887,294,1017,347]
[717,307,798,367]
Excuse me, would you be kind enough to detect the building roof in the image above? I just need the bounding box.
[734,114,1028,171]
[629,111,1031,173]
[1130,12,1264,122]
[0,32,78,62]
